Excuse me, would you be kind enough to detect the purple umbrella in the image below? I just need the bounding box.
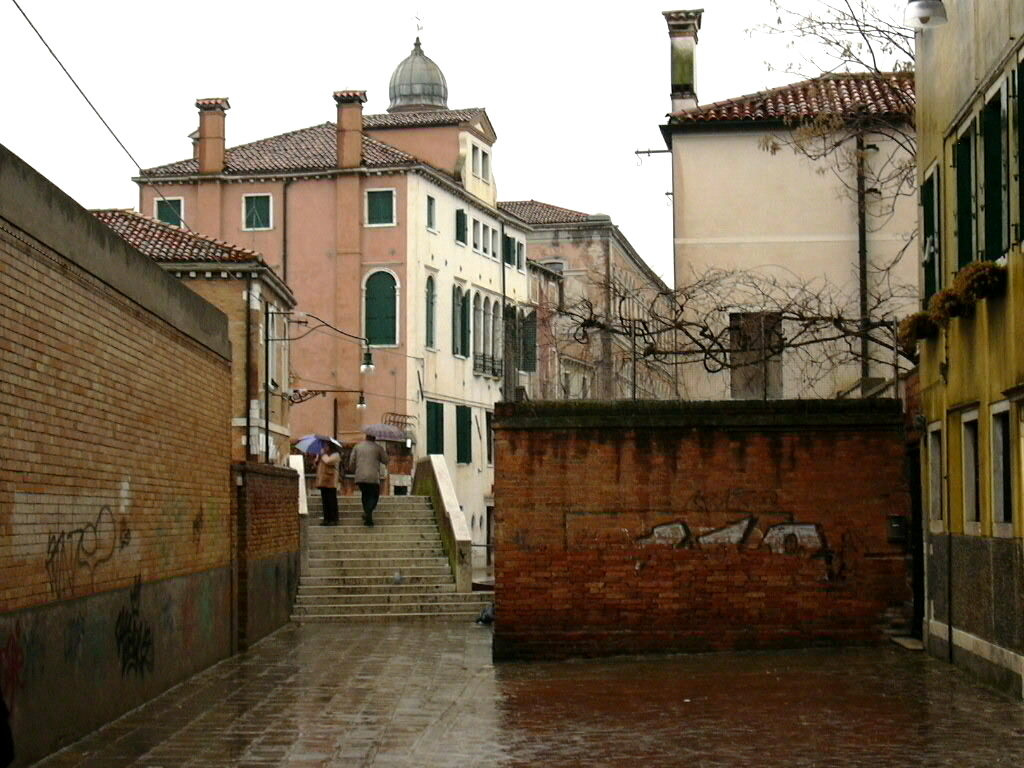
[293,434,343,455]
[361,423,410,442]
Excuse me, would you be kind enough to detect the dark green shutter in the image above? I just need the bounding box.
[955,129,974,270]
[1019,63,1024,240]
[456,405,472,464]
[461,290,471,355]
[365,272,396,345]
[367,190,393,225]
[521,311,537,371]
[245,196,270,229]
[485,411,493,464]
[922,175,938,304]
[426,276,435,347]
[982,95,1004,260]
[156,199,182,227]
[427,196,435,230]
[452,286,460,354]
[455,209,467,243]
[426,401,444,455]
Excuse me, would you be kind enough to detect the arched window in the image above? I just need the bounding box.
[473,294,483,356]
[425,276,436,348]
[365,271,397,345]
[483,298,492,357]
[492,303,502,364]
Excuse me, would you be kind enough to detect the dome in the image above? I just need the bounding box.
[388,38,448,113]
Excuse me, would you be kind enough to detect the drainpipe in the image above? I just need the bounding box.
[500,221,509,402]
[281,179,292,283]
[245,275,253,461]
[856,133,870,393]
[264,296,270,463]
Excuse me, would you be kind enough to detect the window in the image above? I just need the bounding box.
[364,271,397,345]
[485,411,493,465]
[456,405,472,464]
[482,224,490,255]
[991,404,1012,525]
[954,126,975,270]
[516,241,525,270]
[155,198,183,227]
[461,288,471,355]
[425,276,436,348]
[503,235,516,266]
[452,286,470,357]
[492,230,499,259]
[481,150,490,181]
[366,189,395,226]
[472,146,481,177]
[455,209,467,244]
[243,194,272,230]
[519,310,537,372]
[981,91,1008,260]
[473,220,481,251]
[928,425,943,521]
[921,173,940,305]
[962,411,980,526]
[473,294,483,357]
[729,312,783,400]
[427,195,436,231]
[426,401,444,455]
[1018,61,1024,240]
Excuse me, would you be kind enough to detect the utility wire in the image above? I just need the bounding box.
[10,0,193,230]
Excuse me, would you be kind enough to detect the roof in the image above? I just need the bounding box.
[141,124,417,178]
[497,200,591,226]
[141,109,487,178]
[667,72,915,125]
[92,209,262,264]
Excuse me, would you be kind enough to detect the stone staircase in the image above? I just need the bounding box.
[293,495,491,622]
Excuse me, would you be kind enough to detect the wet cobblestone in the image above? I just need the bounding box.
[34,623,1024,767]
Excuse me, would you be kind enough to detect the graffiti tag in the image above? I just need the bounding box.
[114,577,154,678]
[45,505,119,599]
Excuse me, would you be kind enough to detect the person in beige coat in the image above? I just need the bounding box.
[314,444,341,525]
[347,433,388,526]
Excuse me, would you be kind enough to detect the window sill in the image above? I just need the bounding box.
[427,227,439,235]
[993,522,1014,538]
[368,343,400,349]
[365,222,397,228]
[928,518,945,535]
[242,226,273,232]
[964,521,982,536]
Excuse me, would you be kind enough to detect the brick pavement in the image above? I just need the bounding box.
[33,623,1024,767]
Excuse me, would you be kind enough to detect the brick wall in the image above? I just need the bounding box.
[493,400,911,661]
[0,144,234,766]
[233,463,299,647]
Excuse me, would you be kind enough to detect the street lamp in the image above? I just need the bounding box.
[904,0,947,29]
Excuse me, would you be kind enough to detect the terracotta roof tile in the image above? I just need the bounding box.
[363,108,485,129]
[669,72,914,125]
[92,209,262,264]
[497,200,590,225]
[141,124,417,178]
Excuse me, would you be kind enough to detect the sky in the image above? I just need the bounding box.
[0,0,905,287]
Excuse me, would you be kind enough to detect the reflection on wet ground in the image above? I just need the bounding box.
[36,622,1024,767]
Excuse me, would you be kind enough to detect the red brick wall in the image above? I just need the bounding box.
[493,400,911,660]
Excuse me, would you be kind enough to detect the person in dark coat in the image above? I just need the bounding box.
[347,433,388,526]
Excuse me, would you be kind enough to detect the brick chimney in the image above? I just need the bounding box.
[334,91,367,169]
[663,9,703,113]
[195,98,230,174]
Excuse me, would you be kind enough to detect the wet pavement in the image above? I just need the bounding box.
[35,622,1024,767]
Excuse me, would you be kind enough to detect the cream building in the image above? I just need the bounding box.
[660,9,918,400]
[136,39,531,562]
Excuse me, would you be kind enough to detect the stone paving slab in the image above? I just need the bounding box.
[32,623,1024,767]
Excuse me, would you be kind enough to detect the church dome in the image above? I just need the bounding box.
[388,38,448,113]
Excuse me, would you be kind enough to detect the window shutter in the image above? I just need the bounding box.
[427,401,444,455]
[955,129,974,270]
[156,199,182,227]
[522,311,537,372]
[982,96,1004,260]
[367,190,393,225]
[365,272,396,345]
[452,286,461,355]
[485,411,493,464]
[456,209,467,243]
[456,405,472,464]
[461,289,471,355]
[922,175,937,304]
[425,277,435,348]
[245,196,270,229]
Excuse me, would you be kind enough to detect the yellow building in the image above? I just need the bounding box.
[914,0,1024,698]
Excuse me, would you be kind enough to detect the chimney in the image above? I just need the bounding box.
[195,98,230,174]
[663,9,703,113]
[334,91,367,169]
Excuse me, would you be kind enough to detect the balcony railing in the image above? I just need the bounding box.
[473,354,503,378]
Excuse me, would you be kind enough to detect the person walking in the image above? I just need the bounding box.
[348,433,388,526]
[314,442,341,526]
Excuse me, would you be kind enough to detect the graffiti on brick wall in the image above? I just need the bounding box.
[637,515,841,580]
[63,614,86,663]
[0,623,24,715]
[45,505,119,600]
[192,504,204,546]
[114,576,154,678]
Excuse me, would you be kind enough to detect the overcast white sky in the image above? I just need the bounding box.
[1,0,904,286]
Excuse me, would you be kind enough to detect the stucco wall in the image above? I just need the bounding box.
[492,400,911,661]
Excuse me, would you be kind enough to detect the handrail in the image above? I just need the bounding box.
[412,455,472,591]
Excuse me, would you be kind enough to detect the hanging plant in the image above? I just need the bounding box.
[898,311,938,355]
[928,287,972,326]
[953,260,1008,303]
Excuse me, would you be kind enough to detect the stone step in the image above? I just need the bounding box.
[309,525,439,537]
[295,592,488,607]
[302,574,455,587]
[306,564,453,578]
[297,582,458,596]
[308,533,443,546]
[309,548,445,561]
[292,598,489,618]
[291,610,484,623]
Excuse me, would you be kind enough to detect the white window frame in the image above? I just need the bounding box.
[481,150,490,182]
[927,422,944,533]
[482,224,490,255]
[472,146,481,177]
[154,196,184,227]
[961,409,981,534]
[364,188,397,228]
[426,195,437,233]
[491,230,499,260]
[517,240,525,271]
[991,401,1014,536]
[472,219,481,252]
[242,193,273,231]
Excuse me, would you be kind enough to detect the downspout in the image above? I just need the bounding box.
[245,275,254,461]
[856,133,870,393]
[500,221,509,402]
[264,297,270,463]
[604,232,613,399]
[281,179,292,283]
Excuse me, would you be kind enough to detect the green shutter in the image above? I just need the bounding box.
[427,196,436,230]
[156,199,182,227]
[461,290,471,356]
[955,130,974,270]
[452,286,460,355]
[982,95,1004,260]
[1019,64,1024,240]
[245,195,271,229]
[426,276,435,348]
[427,401,444,455]
[455,209,467,243]
[456,405,472,464]
[922,176,937,304]
[522,311,537,372]
[365,272,396,345]
[485,411,493,464]
[367,190,394,225]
